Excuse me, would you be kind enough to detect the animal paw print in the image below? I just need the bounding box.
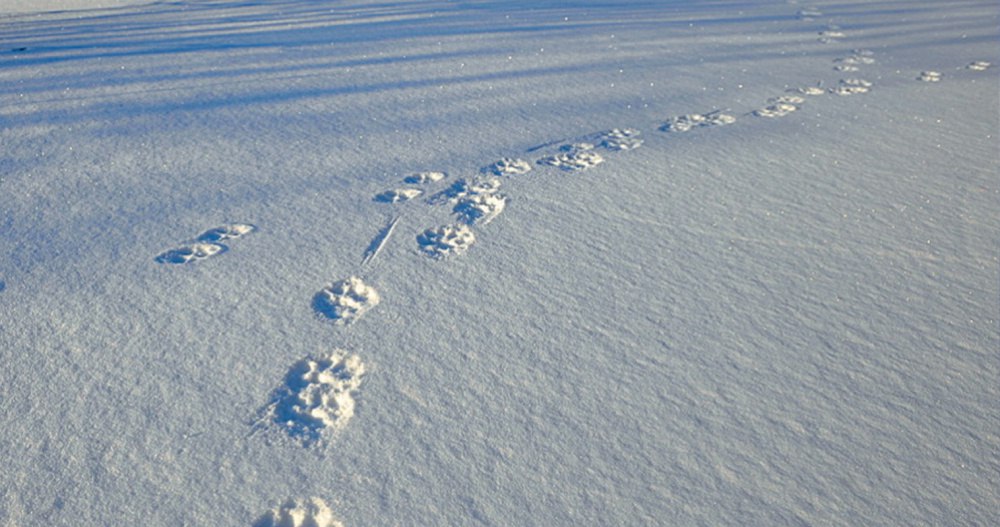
[417,224,476,259]
[537,143,605,171]
[753,95,806,118]
[155,223,255,264]
[917,71,942,82]
[254,497,345,527]
[482,158,533,176]
[312,276,381,324]
[660,111,736,132]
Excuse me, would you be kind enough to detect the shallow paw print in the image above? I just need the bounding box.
[967,60,991,71]
[427,177,501,205]
[917,71,942,82]
[482,158,532,176]
[417,224,476,259]
[253,497,345,527]
[660,111,736,132]
[597,128,643,151]
[753,95,805,118]
[312,276,381,324]
[196,223,255,243]
[829,78,872,96]
[538,144,605,171]
[403,171,447,185]
[453,193,507,225]
[374,188,423,203]
[155,242,225,264]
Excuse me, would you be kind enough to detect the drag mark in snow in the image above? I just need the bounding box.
[362,216,400,265]
[417,224,476,259]
[482,157,533,176]
[254,497,345,527]
[313,276,381,324]
[253,350,365,447]
[660,111,736,132]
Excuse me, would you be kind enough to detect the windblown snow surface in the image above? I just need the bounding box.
[1,0,998,525]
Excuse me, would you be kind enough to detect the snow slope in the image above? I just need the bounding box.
[1,0,998,525]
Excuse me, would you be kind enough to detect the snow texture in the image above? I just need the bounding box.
[0,0,997,525]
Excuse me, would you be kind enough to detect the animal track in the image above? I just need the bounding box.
[792,85,826,96]
[453,193,507,225]
[660,111,736,132]
[597,128,643,151]
[818,29,846,43]
[156,223,255,264]
[417,224,476,259]
[155,242,225,264]
[967,60,991,71]
[403,171,446,185]
[482,158,533,176]
[313,276,381,324]
[917,71,942,82]
[253,498,345,527]
[537,143,605,171]
[427,177,502,205]
[256,349,366,447]
[797,7,823,20]
[753,95,805,118]
[829,78,872,95]
[374,188,423,203]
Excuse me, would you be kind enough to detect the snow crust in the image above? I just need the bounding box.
[0,0,997,525]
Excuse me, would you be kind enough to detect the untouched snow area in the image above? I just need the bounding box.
[1,0,998,525]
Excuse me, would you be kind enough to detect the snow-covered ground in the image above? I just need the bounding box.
[1,0,997,525]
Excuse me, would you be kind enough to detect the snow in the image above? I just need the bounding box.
[1,0,998,525]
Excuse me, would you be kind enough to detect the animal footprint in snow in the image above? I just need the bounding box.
[967,61,991,71]
[313,276,380,324]
[417,224,476,259]
[538,143,605,171]
[829,78,872,95]
[818,29,846,43]
[155,242,225,264]
[482,157,532,176]
[427,177,501,205]
[797,7,823,19]
[374,188,423,203]
[917,71,942,82]
[403,171,447,185]
[597,128,643,151]
[660,111,736,132]
[454,193,507,225]
[196,223,255,243]
[791,85,826,96]
[156,223,254,264]
[754,95,805,118]
[254,497,345,527]
[255,350,365,446]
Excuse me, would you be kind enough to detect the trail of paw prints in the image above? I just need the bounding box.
[660,111,736,132]
[253,349,366,447]
[313,276,381,324]
[155,223,255,264]
[253,497,345,527]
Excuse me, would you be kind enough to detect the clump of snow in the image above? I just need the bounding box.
[257,350,366,447]
[312,277,380,324]
[253,497,345,527]
[416,225,476,259]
